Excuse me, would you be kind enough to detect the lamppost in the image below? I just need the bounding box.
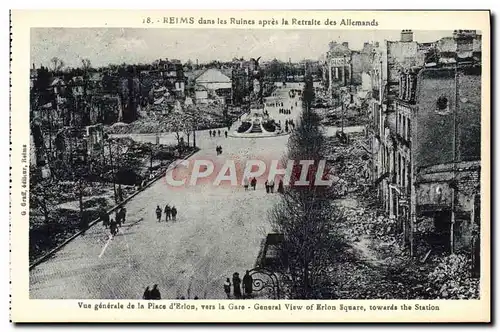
[103,133,117,204]
[192,108,197,149]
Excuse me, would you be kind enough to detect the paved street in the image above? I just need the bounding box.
[30,122,294,300]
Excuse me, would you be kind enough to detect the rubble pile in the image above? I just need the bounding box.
[339,207,401,246]
[316,107,366,127]
[106,105,231,135]
[427,254,480,299]
[324,135,370,198]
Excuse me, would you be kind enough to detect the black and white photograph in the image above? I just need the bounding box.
[25,26,484,303]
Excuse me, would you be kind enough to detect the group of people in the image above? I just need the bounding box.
[284,119,296,133]
[243,177,285,194]
[100,207,127,237]
[143,284,161,300]
[243,177,257,191]
[224,271,253,299]
[209,129,228,138]
[216,145,223,155]
[155,204,178,222]
[279,108,292,115]
[265,179,283,193]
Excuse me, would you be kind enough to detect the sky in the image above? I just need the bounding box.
[31,28,456,69]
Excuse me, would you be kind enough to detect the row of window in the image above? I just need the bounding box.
[381,147,410,193]
[397,153,410,191]
[399,73,417,103]
[398,112,411,142]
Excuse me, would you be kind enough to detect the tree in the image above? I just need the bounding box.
[81,58,92,72]
[50,57,65,73]
[268,74,346,299]
[166,111,188,151]
[268,59,285,81]
[29,169,59,224]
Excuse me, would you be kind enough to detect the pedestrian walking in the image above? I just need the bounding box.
[243,177,249,191]
[265,180,269,193]
[269,179,275,193]
[150,284,161,300]
[218,130,221,137]
[120,207,127,224]
[278,179,284,194]
[243,270,253,298]
[100,210,110,229]
[110,218,118,236]
[115,210,122,227]
[223,278,231,299]
[251,177,257,190]
[171,206,177,221]
[225,131,228,138]
[155,205,162,222]
[232,272,242,299]
[164,204,171,222]
[143,286,151,300]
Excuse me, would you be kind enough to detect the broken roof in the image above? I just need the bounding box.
[195,68,232,83]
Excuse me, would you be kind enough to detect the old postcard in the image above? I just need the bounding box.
[10,10,490,323]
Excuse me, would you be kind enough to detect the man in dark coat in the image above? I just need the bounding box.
[118,207,127,225]
[155,206,162,222]
[143,286,151,300]
[251,177,257,190]
[109,218,118,236]
[171,206,177,221]
[115,210,122,227]
[164,204,171,221]
[150,284,161,300]
[100,210,110,229]
[278,179,284,194]
[243,270,253,298]
[232,273,242,299]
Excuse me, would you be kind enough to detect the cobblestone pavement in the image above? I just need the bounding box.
[30,132,290,299]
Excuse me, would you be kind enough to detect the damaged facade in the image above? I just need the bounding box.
[367,29,481,259]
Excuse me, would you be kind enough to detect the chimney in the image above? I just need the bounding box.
[401,29,414,42]
[342,42,349,48]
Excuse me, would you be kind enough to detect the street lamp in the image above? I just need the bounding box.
[103,133,117,204]
[193,108,197,149]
